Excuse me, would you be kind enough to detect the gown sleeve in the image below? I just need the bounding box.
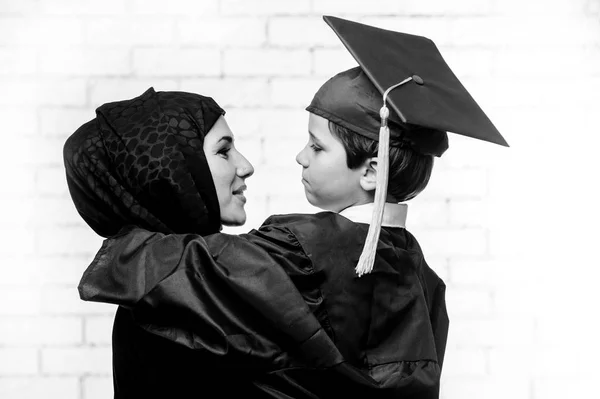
[79,226,342,370]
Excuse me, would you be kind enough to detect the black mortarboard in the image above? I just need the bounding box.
[306,16,508,276]
[307,15,508,157]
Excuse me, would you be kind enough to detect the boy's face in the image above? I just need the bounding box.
[296,113,368,212]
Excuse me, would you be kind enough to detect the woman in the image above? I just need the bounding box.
[64,88,339,398]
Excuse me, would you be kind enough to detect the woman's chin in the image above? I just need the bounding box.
[220,212,247,227]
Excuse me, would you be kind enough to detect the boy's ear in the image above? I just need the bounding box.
[359,157,378,191]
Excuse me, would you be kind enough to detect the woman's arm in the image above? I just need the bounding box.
[79,226,342,370]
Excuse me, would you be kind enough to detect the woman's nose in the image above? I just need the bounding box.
[237,154,254,178]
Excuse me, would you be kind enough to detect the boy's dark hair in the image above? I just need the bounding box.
[329,121,434,202]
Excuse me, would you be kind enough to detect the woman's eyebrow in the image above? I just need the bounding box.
[217,136,233,144]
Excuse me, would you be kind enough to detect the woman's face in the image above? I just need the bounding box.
[203,116,254,226]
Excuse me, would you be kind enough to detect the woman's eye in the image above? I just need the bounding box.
[217,147,231,158]
[310,144,322,152]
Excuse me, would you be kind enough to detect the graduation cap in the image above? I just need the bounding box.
[307,16,508,276]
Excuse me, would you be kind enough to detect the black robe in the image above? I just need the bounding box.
[80,212,449,398]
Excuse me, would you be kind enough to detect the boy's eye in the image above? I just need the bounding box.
[310,144,322,152]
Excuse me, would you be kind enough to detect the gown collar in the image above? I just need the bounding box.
[338,202,407,228]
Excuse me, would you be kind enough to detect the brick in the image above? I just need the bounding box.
[268,17,338,47]
[445,287,492,317]
[0,79,86,107]
[313,48,360,77]
[490,345,590,378]
[441,376,530,399]
[37,167,70,196]
[450,16,600,47]
[0,348,38,375]
[41,286,116,316]
[224,49,310,76]
[0,228,35,255]
[0,167,35,195]
[178,17,266,46]
[311,0,406,15]
[447,199,488,227]
[83,376,114,399]
[42,347,111,374]
[439,48,494,79]
[448,316,535,347]
[493,46,600,79]
[0,80,37,106]
[0,316,82,345]
[131,0,218,15]
[133,48,221,77]
[440,132,511,169]
[426,168,488,198]
[488,227,535,258]
[28,198,80,226]
[535,316,598,348]
[0,377,78,399]
[0,257,38,285]
[262,135,306,169]
[0,107,38,135]
[449,258,530,287]
[85,18,175,45]
[39,0,127,14]
[0,287,41,315]
[85,316,114,345]
[0,199,35,226]
[38,255,92,285]
[221,0,310,15]
[398,0,493,15]
[534,377,596,399]
[251,165,306,203]
[0,17,85,45]
[40,47,131,76]
[494,0,591,15]
[270,77,324,107]
[412,227,487,257]
[442,348,487,376]
[27,137,71,166]
[37,79,88,107]
[181,78,270,108]
[224,108,307,141]
[0,47,37,75]
[40,108,94,137]
[406,198,449,228]
[89,78,179,106]
[38,225,103,256]
[0,0,38,13]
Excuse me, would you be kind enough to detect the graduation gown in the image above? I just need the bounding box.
[80,206,449,398]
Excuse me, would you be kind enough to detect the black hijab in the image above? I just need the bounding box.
[64,87,224,237]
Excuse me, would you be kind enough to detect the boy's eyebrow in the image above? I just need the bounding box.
[308,131,323,144]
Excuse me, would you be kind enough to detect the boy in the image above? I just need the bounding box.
[79,16,507,398]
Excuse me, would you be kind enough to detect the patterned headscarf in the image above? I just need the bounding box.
[63,88,224,237]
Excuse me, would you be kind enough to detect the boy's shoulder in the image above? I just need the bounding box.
[260,211,359,233]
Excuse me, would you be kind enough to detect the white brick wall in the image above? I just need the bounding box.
[2,0,599,398]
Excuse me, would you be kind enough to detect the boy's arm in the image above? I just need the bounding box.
[79,226,341,370]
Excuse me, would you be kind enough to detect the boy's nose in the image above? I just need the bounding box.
[295,146,308,167]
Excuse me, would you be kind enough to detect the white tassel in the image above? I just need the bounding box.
[355,106,390,277]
